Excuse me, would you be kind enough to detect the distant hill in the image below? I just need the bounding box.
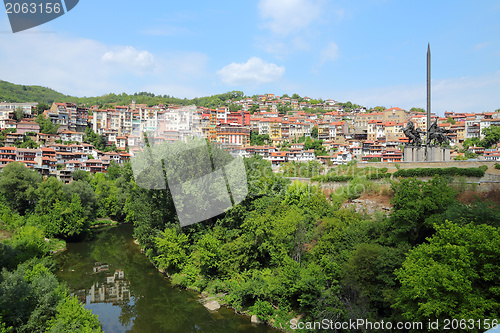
[0,80,72,104]
[0,81,247,109]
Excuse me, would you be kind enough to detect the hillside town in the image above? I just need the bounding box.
[0,95,499,182]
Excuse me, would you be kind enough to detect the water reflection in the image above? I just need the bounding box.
[54,225,278,333]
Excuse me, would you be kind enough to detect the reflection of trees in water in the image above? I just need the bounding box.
[90,228,130,266]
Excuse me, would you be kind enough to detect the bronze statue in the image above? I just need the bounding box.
[403,120,423,146]
[427,118,451,146]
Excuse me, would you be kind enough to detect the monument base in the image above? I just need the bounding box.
[403,146,450,162]
[426,146,450,162]
[404,146,426,162]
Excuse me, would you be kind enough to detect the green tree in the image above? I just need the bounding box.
[4,226,48,264]
[35,114,59,134]
[410,107,425,113]
[92,174,118,218]
[341,243,407,318]
[311,126,318,139]
[14,107,24,122]
[481,125,500,148]
[0,162,41,214]
[35,176,64,216]
[63,180,97,220]
[250,131,270,146]
[394,221,500,325]
[41,195,88,239]
[154,228,189,273]
[462,137,481,150]
[71,170,91,183]
[387,176,456,245]
[0,260,66,332]
[46,296,102,332]
[35,102,50,115]
[304,136,326,156]
[192,233,222,276]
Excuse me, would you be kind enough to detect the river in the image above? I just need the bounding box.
[54,224,279,333]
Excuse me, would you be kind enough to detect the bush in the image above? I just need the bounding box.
[249,299,275,322]
[495,163,500,170]
[393,167,485,178]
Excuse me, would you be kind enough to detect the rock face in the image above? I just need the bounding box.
[342,198,391,216]
[251,315,261,324]
[204,301,220,311]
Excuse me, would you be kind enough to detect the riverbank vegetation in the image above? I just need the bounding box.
[0,144,499,332]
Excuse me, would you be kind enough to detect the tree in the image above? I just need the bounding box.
[387,176,456,245]
[462,137,481,150]
[72,169,91,182]
[409,107,425,113]
[36,102,50,115]
[35,114,59,134]
[5,226,48,264]
[481,125,500,148]
[304,136,326,156]
[394,221,500,324]
[46,296,102,332]
[370,106,385,112]
[0,260,66,332]
[311,126,318,139]
[229,104,242,112]
[250,131,270,146]
[155,227,189,273]
[41,194,88,239]
[341,243,407,318]
[14,106,24,122]
[249,104,259,114]
[19,139,39,149]
[0,162,41,214]
[63,180,97,220]
[34,176,64,216]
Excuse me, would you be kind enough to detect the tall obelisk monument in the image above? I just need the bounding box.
[427,43,431,142]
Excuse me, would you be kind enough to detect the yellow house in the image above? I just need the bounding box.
[269,118,282,140]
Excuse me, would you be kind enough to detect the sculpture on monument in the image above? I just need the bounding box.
[427,118,451,146]
[402,44,451,162]
[402,120,424,146]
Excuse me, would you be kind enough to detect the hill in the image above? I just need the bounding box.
[0,80,246,109]
[0,80,72,104]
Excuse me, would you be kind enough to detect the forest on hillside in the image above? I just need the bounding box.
[0,140,499,332]
[0,80,251,109]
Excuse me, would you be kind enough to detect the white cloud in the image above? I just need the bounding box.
[0,23,209,98]
[258,0,322,36]
[320,42,339,63]
[257,39,290,59]
[474,41,493,51]
[217,57,285,86]
[102,46,155,72]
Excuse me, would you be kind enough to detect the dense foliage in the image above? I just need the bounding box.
[0,80,68,104]
[392,166,487,178]
[0,141,499,332]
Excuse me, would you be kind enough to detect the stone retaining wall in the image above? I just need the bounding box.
[352,160,497,171]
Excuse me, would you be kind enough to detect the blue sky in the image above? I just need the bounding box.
[1,0,499,114]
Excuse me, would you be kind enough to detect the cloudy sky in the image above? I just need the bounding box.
[1,0,499,114]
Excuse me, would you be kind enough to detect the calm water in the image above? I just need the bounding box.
[54,224,278,333]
